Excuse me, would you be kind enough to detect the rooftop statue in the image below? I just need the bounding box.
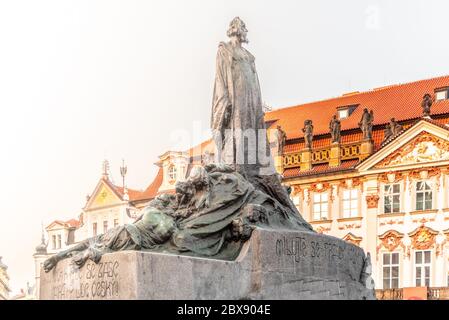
[43,17,312,273]
[359,108,374,140]
[302,119,314,149]
[422,93,432,117]
[275,125,287,156]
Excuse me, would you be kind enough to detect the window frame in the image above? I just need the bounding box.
[168,165,177,181]
[383,183,401,214]
[382,252,400,289]
[414,250,432,287]
[341,188,359,218]
[311,192,329,221]
[435,88,448,101]
[415,180,433,211]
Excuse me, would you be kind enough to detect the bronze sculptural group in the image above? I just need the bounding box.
[43,17,312,273]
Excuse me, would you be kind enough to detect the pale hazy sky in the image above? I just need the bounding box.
[1,0,448,295]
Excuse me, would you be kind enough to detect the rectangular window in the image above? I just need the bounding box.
[416,181,432,211]
[52,235,56,250]
[342,189,358,218]
[103,221,108,234]
[114,219,119,228]
[57,234,61,249]
[384,184,401,213]
[93,222,97,237]
[312,193,328,220]
[415,250,431,287]
[435,89,448,101]
[382,252,400,289]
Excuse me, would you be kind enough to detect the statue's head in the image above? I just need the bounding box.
[227,17,248,43]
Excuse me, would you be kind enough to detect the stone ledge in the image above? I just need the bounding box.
[410,209,438,215]
[309,219,333,225]
[337,216,363,223]
[378,212,406,218]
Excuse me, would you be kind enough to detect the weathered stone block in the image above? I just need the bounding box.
[40,228,375,300]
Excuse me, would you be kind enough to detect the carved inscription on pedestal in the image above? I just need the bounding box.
[51,260,120,300]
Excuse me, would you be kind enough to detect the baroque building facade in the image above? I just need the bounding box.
[36,75,449,299]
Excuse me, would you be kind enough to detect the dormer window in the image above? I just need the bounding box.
[338,109,349,119]
[337,104,358,119]
[435,88,448,101]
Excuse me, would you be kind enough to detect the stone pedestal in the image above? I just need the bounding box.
[359,140,374,161]
[274,155,284,175]
[329,143,341,167]
[40,228,375,300]
[300,149,312,171]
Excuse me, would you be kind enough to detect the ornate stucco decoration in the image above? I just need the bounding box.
[408,167,441,189]
[377,230,405,253]
[378,171,406,186]
[343,232,363,246]
[375,132,449,168]
[306,182,332,204]
[338,178,364,193]
[310,182,331,193]
[412,217,435,224]
[379,219,404,226]
[315,225,331,234]
[290,185,302,197]
[366,195,380,209]
[338,222,362,230]
[408,224,438,250]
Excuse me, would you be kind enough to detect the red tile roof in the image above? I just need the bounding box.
[130,167,164,202]
[46,219,80,230]
[265,75,449,141]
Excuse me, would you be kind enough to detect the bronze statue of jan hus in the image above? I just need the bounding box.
[422,93,432,117]
[302,120,313,149]
[359,108,374,140]
[275,125,287,156]
[42,17,313,273]
[329,114,341,144]
[211,17,274,176]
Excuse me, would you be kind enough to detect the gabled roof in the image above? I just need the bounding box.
[46,219,80,230]
[357,117,449,172]
[265,75,449,140]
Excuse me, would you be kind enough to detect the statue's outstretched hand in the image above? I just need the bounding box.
[43,255,60,273]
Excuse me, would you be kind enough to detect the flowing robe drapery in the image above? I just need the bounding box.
[211,42,273,175]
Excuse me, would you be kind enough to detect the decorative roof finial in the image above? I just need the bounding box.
[120,159,127,190]
[35,222,47,255]
[102,159,110,180]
